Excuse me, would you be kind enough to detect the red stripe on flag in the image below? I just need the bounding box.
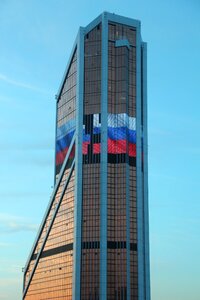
[129,143,136,157]
[56,145,75,165]
[107,139,136,157]
[93,143,101,154]
[108,139,126,154]
[82,141,90,155]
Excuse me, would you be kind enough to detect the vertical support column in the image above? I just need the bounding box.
[100,12,108,300]
[126,47,130,300]
[73,27,84,300]
[136,23,145,300]
[142,42,151,300]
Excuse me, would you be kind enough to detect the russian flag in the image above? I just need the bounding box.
[107,113,136,157]
[56,113,137,167]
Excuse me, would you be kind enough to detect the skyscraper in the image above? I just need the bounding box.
[22,12,150,300]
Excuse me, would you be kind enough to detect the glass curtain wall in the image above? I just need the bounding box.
[107,23,138,300]
[23,14,148,300]
[24,51,77,300]
[81,24,102,300]
[56,52,77,177]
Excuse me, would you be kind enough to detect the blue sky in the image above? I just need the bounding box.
[0,0,200,299]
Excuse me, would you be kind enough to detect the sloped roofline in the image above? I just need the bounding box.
[56,12,141,101]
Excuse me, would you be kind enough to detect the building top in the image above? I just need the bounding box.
[56,12,143,101]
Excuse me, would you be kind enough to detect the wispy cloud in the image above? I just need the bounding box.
[0,213,38,234]
[2,222,38,233]
[0,73,50,94]
[0,277,21,287]
[0,277,22,300]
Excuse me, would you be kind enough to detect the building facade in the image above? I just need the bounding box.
[23,12,150,300]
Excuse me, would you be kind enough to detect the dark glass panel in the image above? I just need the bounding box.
[25,143,75,299]
[56,51,77,178]
[107,23,137,299]
[81,24,102,300]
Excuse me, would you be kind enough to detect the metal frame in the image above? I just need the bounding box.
[142,42,151,300]
[78,12,149,299]
[136,24,145,300]
[106,12,140,28]
[54,34,78,183]
[125,44,131,300]
[53,95,58,185]
[23,159,75,299]
[84,13,102,34]
[23,133,75,277]
[115,39,131,49]
[56,38,78,101]
[72,27,84,300]
[100,12,108,300]
[105,12,150,300]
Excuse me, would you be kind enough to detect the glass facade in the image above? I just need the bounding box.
[24,152,75,300]
[107,23,137,300]
[81,25,101,300]
[56,51,77,176]
[23,13,150,300]
[23,51,77,300]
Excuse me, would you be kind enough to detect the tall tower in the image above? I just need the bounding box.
[23,12,150,300]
